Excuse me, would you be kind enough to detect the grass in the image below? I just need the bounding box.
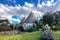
[0,31,42,40]
[0,31,60,40]
[54,31,60,40]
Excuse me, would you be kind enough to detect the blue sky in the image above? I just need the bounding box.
[0,0,59,24]
[0,0,38,6]
[0,0,57,6]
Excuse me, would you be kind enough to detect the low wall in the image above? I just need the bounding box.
[0,30,18,35]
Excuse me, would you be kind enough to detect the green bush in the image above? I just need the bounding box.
[52,26,60,31]
[27,27,34,32]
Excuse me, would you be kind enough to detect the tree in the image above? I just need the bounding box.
[43,12,54,26]
[34,19,43,30]
[41,11,60,30]
[40,12,58,40]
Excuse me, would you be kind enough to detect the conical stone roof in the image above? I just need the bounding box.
[24,12,37,23]
[17,12,37,27]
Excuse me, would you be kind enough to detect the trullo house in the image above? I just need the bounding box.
[17,12,37,31]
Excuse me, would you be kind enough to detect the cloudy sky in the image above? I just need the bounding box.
[0,0,59,24]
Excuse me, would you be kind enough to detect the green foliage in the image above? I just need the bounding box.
[52,26,60,31]
[27,27,34,32]
[0,19,9,24]
[41,11,60,30]
[54,31,60,40]
[34,11,60,31]
[34,19,43,30]
[42,11,60,26]
[43,12,55,26]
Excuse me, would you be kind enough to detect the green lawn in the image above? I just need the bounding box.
[0,31,60,40]
[0,31,42,40]
[54,31,60,40]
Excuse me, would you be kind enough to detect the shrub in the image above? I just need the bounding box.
[52,26,60,31]
[40,29,57,40]
[27,27,34,32]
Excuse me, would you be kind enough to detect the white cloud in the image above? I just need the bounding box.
[37,0,60,12]
[0,3,31,16]
[32,10,43,17]
[51,0,54,2]
[1,15,20,23]
[42,2,45,6]
[25,2,34,8]
[46,1,52,6]
[0,3,31,23]
[37,0,58,8]
[12,18,20,22]
[37,4,42,8]
[0,0,60,23]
